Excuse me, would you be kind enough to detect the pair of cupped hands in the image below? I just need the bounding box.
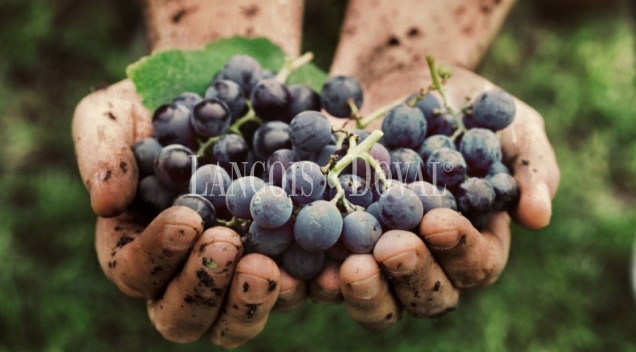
[72,10,559,351]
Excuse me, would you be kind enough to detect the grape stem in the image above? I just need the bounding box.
[358,93,411,129]
[216,216,249,231]
[196,109,262,157]
[276,52,314,83]
[425,55,467,141]
[327,129,386,212]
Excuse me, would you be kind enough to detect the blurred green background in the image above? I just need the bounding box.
[1,0,635,351]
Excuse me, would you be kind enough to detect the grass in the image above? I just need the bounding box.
[0,1,635,351]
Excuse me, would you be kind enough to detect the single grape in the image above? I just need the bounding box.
[173,194,216,229]
[417,135,456,164]
[250,78,292,122]
[409,93,458,136]
[202,134,249,173]
[294,200,343,252]
[172,92,203,110]
[289,111,333,153]
[455,177,495,217]
[217,55,263,96]
[250,185,293,229]
[468,89,516,131]
[152,103,197,149]
[137,175,179,213]
[389,148,425,184]
[426,147,467,189]
[378,184,424,230]
[154,145,193,189]
[366,201,383,222]
[486,172,520,211]
[252,121,292,161]
[266,149,298,186]
[132,138,162,178]
[288,84,321,118]
[459,128,502,172]
[342,211,383,253]
[190,98,232,138]
[204,79,248,121]
[329,174,373,208]
[248,220,294,256]
[225,176,266,219]
[283,161,326,204]
[281,242,325,280]
[409,180,460,215]
[381,103,427,149]
[191,164,231,211]
[320,75,363,118]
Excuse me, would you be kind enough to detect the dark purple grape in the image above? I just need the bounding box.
[426,147,467,189]
[342,211,383,253]
[191,164,231,211]
[248,220,293,256]
[378,184,423,230]
[152,104,197,149]
[252,121,292,161]
[381,103,427,150]
[486,173,520,211]
[204,79,248,121]
[266,149,298,186]
[409,93,457,136]
[351,143,390,182]
[281,242,325,280]
[288,84,322,118]
[455,177,495,217]
[217,55,263,96]
[132,138,162,178]
[172,92,203,110]
[325,237,351,261]
[320,75,363,118]
[459,128,502,172]
[191,98,232,138]
[154,145,194,189]
[294,200,342,252]
[283,161,326,204]
[408,181,458,215]
[225,176,266,219]
[389,148,425,184]
[173,194,216,229]
[203,134,249,173]
[309,145,339,167]
[250,78,292,122]
[137,175,179,213]
[250,185,293,229]
[488,161,511,176]
[468,89,516,131]
[418,135,456,164]
[289,111,333,153]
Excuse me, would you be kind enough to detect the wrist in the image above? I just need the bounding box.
[143,0,304,55]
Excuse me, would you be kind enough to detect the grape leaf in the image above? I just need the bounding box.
[127,37,328,112]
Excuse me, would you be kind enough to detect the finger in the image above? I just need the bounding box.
[148,226,243,343]
[208,253,281,349]
[309,259,343,304]
[340,254,401,330]
[273,268,308,313]
[419,208,511,289]
[96,206,203,298]
[500,100,560,229]
[72,79,152,217]
[374,230,459,318]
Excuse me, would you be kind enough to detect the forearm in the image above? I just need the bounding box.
[330,0,516,81]
[143,0,304,55]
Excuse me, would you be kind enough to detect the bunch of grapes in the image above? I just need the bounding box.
[131,53,520,281]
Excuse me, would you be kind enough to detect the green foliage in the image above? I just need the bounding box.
[1,0,636,351]
[127,37,327,111]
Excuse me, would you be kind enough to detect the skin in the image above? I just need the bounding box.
[72,0,560,347]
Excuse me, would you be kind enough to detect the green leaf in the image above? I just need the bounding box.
[126,37,328,112]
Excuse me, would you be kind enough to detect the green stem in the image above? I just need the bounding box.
[196,110,262,156]
[425,55,467,141]
[359,94,411,128]
[276,52,314,83]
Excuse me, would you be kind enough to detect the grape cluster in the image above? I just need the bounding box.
[130,54,520,280]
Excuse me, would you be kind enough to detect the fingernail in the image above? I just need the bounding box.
[424,230,460,250]
[537,182,552,215]
[382,251,419,274]
[349,273,381,300]
[237,273,272,302]
[161,224,198,251]
[201,242,239,274]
